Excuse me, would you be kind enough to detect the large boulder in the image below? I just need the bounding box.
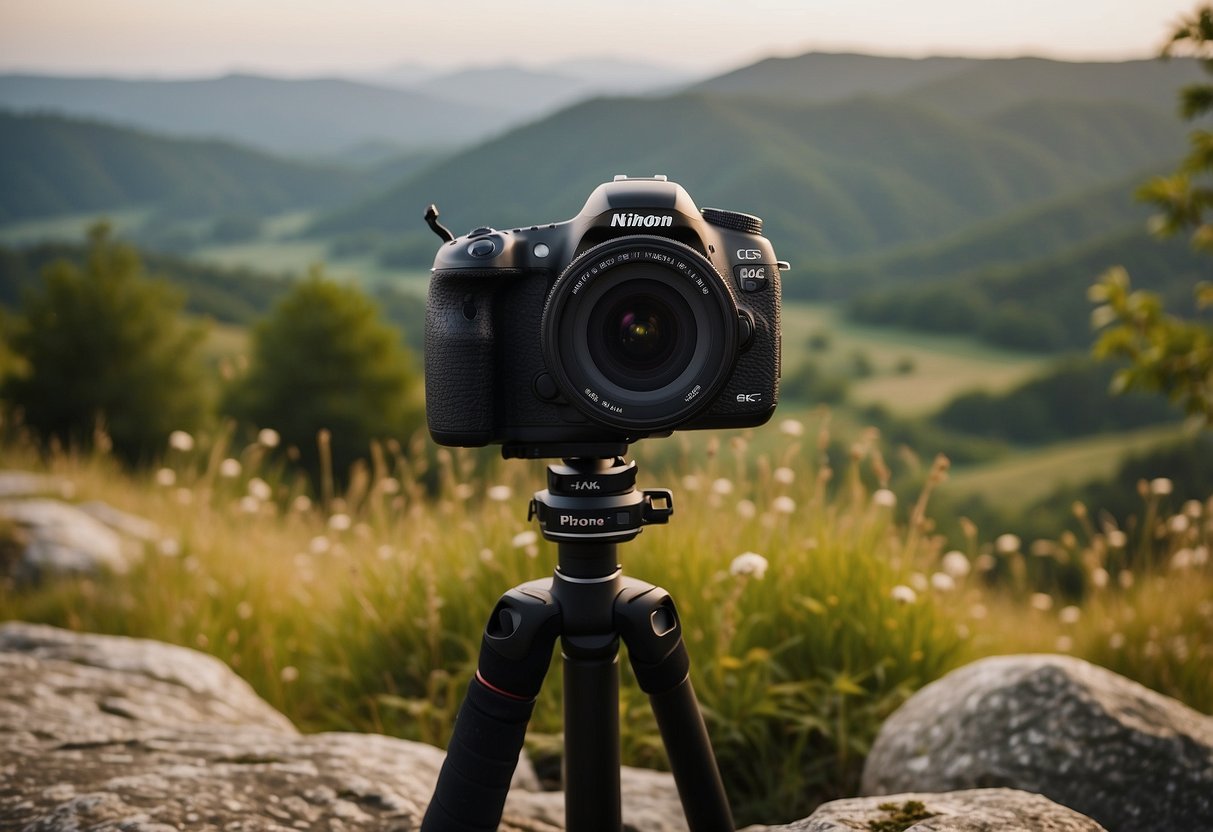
[751,788,1106,831]
[0,498,146,581]
[0,622,687,831]
[861,654,1213,832]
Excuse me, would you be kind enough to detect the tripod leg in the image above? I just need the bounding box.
[616,582,735,832]
[421,580,561,832]
[562,637,622,831]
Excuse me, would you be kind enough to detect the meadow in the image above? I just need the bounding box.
[2,414,1209,825]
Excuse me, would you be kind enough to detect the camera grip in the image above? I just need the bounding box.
[425,276,497,443]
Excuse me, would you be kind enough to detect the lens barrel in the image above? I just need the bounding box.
[542,236,738,432]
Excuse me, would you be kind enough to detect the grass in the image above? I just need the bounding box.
[2,417,1210,824]
[943,423,1188,512]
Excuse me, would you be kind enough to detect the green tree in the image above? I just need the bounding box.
[0,224,209,462]
[1092,5,1213,424]
[224,271,422,482]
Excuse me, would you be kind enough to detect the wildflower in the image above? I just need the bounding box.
[239,496,260,514]
[872,489,896,508]
[1106,529,1127,549]
[487,485,512,502]
[1149,477,1173,496]
[512,530,538,549]
[974,554,996,572]
[772,495,796,514]
[712,477,734,495]
[248,478,272,502]
[158,539,181,557]
[377,545,395,560]
[1194,545,1209,566]
[773,467,795,485]
[236,601,253,620]
[995,533,1021,555]
[378,477,401,495]
[729,551,769,580]
[1059,605,1081,625]
[1118,570,1134,589]
[1029,593,1053,612]
[175,488,194,506]
[328,513,352,532]
[291,495,312,513]
[890,585,917,604]
[1055,636,1074,653]
[681,475,702,491]
[736,499,757,519]
[453,483,475,501]
[969,603,988,620]
[168,430,195,452]
[779,419,804,437]
[909,572,928,592]
[309,536,331,555]
[941,551,970,578]
[155,468,177,487]
[257,428,281,448]
[1171,549,1194,571]
[219,458,242,478]
[478,548,495,563]
[280,666,300,683]
[1109,632,1126,650]
[1090,567,1109,589]
[1168,514,1190,534]
[930,572,955,593]
[1183,499,1203,518]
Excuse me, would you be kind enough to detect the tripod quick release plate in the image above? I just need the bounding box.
[528,457,673,542]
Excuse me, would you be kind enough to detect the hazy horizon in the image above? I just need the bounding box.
[0,0,1199,80]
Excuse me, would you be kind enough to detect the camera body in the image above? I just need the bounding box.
[425,175,782,458]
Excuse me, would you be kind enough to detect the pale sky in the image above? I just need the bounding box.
[0,0,1201,78]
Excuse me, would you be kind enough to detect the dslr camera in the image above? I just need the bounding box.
[424,175,783,459]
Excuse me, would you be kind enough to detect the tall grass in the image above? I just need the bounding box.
[2,416,1210,824]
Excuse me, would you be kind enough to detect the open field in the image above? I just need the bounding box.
[0,208,152,244]
[782,303,1049,416]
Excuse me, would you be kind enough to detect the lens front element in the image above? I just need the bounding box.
[543,236,738,432]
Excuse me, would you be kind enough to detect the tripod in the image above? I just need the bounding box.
[420,456,734,831]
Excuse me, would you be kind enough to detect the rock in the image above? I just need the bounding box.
[0,622,687,831]
[861,654,1213,832]
[0,498,139,581]
[0,470,74,499]
[749,789,1106,831]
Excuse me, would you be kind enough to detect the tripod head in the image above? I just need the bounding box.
[528,457,673,544]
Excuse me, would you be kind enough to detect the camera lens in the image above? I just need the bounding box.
[589,280,697,392]
[543,236,738,432]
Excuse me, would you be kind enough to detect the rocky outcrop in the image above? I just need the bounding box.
[861,654,1213,832]
[750,789,1106,831]
[0,622,686,831]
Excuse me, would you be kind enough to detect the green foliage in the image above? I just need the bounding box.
[0,224,209,463]
[935,357,1177,443]
[223,272,423,482]
[1091,269,1213,424]
[781,360,850,405]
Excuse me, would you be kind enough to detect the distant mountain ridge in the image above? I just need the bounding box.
[0,111,367,222]
[0,73,513,155]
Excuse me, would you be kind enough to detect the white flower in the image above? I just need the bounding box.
[309,536,331,555]
[1055,635,1074,653]
[729,551,768,580]
[158,538,181,557]
[773,467,795,485]
[1029,593,1054,612]
[155,468,176,487]
[239,495,261,514]
[772,495,796,514]
[736,499,757,519]
[292,495,312,513]
[1183,499,1203,518]
[1171,548,1194,571]
[378,477,401,495]
[1059,605,1081,625]
[478,548,494,563]
[995,533,1021,555]
[219,458,242,478]
[909,572,928,592]
[1106,529,1127,549]
[872,489,897,508]
[328,513,352,532]
[1169,514,1190,534]
[453,483,475,500]
[257,428,281,448]
[487,485,512,502]
[779,418,804,437]
[168,430,194,452]
[512,530,539,549]
[890,585,917,604]
[1109,632,1126,650]
[1194,545,1209,566]
[681,475,702,492]
[174,488,194,506]
[941,551,970,578]
[377,545,395,561]
[712,477,734,495]
[930,572,955,593]
[1090,567,1109,588]
[1149,477,1173,496]
[248,478,272,501]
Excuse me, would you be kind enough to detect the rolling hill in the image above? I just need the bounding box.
[312,91,1186,269]
[0,112,367,222]
[0,73,513,155]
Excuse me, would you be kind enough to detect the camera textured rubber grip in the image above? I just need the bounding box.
[424,275,497,442]
[420,677,535,831]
